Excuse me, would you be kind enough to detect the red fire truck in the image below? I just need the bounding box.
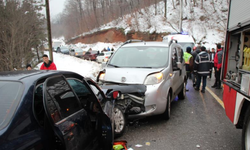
[222,0,250,149]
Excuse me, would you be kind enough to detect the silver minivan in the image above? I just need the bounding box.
[97,40,187,136]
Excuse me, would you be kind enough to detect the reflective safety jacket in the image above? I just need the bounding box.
[184,52,193,72]
[194,51,212,76]
[184,52,192,64]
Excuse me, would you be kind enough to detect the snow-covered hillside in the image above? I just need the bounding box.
[72,0,228,49]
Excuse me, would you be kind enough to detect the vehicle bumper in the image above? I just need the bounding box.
[129,82,168,118]
[101,81,168,119]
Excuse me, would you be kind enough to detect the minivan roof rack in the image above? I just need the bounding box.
[121,39,144,46]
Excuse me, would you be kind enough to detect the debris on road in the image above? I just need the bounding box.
[135,144,143,148]
[145,142,151,146]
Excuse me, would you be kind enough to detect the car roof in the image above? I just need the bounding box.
[0,70,82,82]
[121,41,169,47]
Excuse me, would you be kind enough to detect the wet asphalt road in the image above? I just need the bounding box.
[116,76,242,150]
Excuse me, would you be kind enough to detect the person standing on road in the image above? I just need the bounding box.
[191,46,201,87]
[184,47,193,79]
[194,46,212,93]
[40,54,57,70]
[209,48,216,78]
[212,44,223,89]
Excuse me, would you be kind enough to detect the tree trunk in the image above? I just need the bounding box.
[155,0,157,15]
[92,0,100,27]
[193,0,197,7]
[212,0,216,12]
[172,0,175,9]
[164,0,167,19]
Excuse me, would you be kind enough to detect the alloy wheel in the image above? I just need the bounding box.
[114,107,125,133]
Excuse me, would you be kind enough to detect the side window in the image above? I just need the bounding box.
[177,47,184,63]
[45,76,81,123]
[172,48,178,69]
[67,79,96,108]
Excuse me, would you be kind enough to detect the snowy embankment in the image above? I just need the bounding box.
[37,51,102,80]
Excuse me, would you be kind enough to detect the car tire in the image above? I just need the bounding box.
[163,93,171,120]
[242,106,250,150]
[178,82,186,100]
[114,106,126,138]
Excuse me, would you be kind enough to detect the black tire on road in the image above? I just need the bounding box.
[242,106,250,150]
[178,82,186,100]
[114,106,126,138]
[163,93,171,120]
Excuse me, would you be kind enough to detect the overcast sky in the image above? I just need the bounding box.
[49,0,67,18]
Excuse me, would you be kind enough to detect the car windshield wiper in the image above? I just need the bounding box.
[108,64,120,68]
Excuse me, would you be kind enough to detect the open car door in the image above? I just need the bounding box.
[43,75,96,150]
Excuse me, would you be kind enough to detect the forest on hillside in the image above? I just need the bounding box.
[52,0,229,40]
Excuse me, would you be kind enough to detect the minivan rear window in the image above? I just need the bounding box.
[0,81,23,130]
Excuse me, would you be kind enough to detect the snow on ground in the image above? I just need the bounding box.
[37,51,102,80]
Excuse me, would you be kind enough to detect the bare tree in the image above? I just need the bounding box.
[0,0,46,71]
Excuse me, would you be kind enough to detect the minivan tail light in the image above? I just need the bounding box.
[144,72,163,85]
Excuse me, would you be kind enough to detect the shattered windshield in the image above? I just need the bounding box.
[109,46,169,68]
